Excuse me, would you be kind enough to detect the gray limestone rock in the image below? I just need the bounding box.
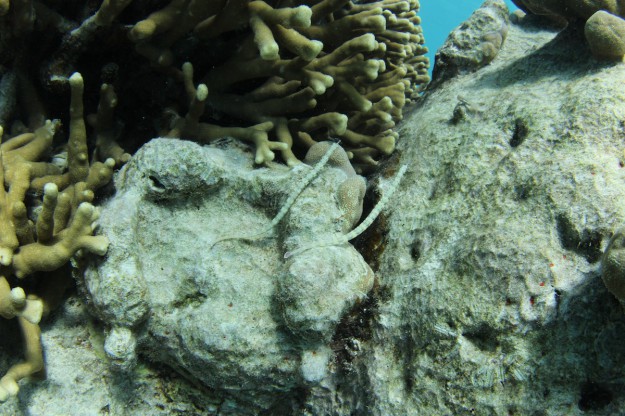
[432,0,510,86]
[601,230,625,303]
[79,138,374,412]
[310,15,625,416]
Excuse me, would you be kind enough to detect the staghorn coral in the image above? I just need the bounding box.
[163,61,290,165]
[512,0,625,59]
[1,0,429,171]
[0,72,114,402]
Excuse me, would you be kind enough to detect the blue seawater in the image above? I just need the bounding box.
[421,1,519,73]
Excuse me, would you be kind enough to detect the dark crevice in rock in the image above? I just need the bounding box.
[555,214,602,263]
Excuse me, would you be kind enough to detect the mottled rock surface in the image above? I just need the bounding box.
[4,10,625,416]
[432,0,510,86]
[327,16,625,416]
[80,138,374,413]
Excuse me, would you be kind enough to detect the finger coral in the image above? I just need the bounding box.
[150,0,429,169]
[1,0,429,171]
[0,72,115,402]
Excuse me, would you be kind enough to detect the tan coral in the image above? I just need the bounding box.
[0,277,42,323]
[164,62,289,165]
[128,0,428,170]
[0,316,43,402]
[4,0,428,170]
[0,71,117,402]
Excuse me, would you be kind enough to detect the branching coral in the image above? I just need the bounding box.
[199,0,430,170]
[143,0,429,169]
[0,72,115,402]
[0,0,426,405]
[1,0,428,171]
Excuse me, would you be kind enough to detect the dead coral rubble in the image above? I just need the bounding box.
[0,72,115,402]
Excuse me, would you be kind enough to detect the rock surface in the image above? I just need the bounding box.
[80,138,374,413]
[332,16,625,416]
[432,0,510,86]
[3,8,625,416]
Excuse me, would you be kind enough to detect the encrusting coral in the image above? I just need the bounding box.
[512,0,625,59]
[0,72,115,402]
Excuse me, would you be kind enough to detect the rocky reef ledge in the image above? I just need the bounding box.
[3,4,625,415]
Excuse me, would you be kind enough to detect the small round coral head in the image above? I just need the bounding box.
[585,10,625,60]
[0,248,12,266]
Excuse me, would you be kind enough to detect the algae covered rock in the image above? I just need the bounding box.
[80,138,374,412]
[585,10,625,60]
[432,0,510,85]
[10,5,625,415]
[602,230,625,303]
[341,15,625,416]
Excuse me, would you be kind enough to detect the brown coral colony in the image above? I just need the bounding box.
[512,0,625,59]
[2,0,429,169]
[132,0,431,169]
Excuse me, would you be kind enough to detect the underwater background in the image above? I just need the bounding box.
[5,0,625,414]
